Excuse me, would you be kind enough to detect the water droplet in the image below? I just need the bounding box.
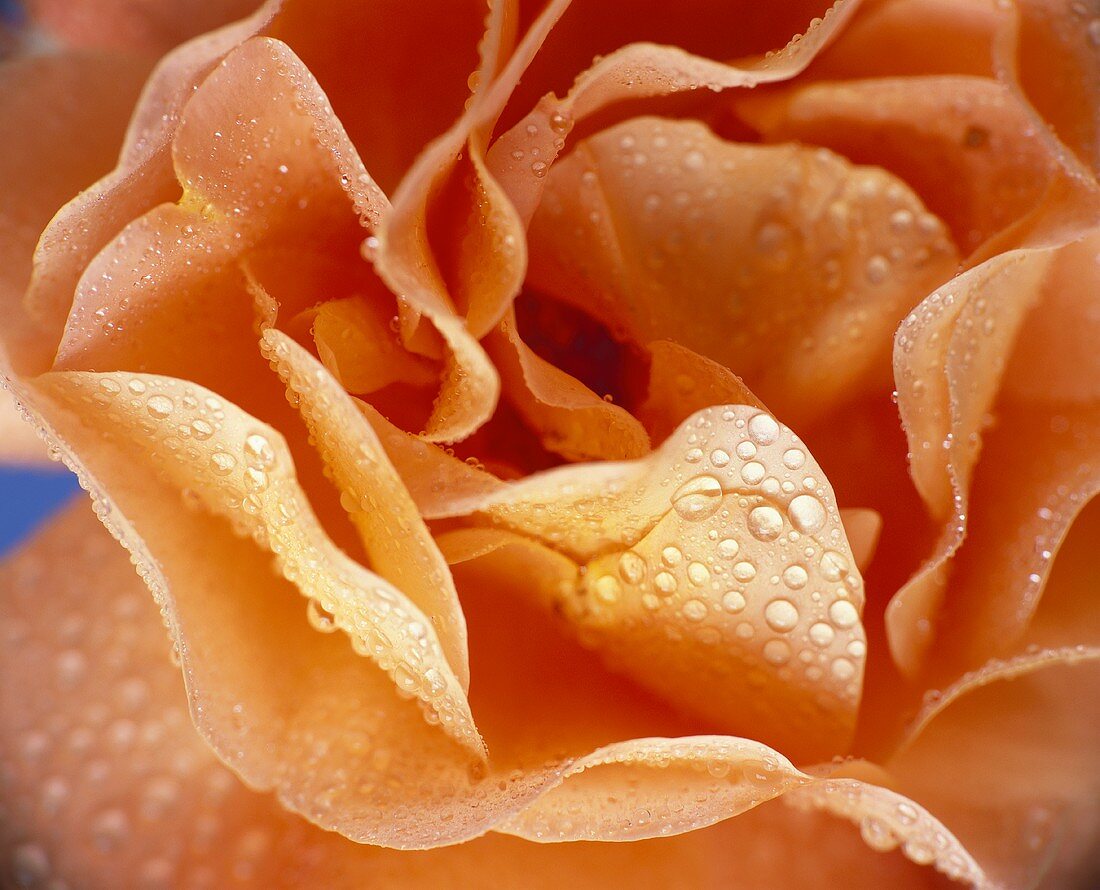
[748,505,784,541]
[593,574,621,604]
[828,599,859,629]
[716,538,739,559]
[741,462,766,484]
[764,598,799,632]
[736,441,757,459]
[763,639,791,664]
[865,254,889,284]
[681,599,708,622]
[244,433,275,468]
[146,394,174,419]
[682,149,706,171]
[210,451,237,475]
[306,599,337,633]
[654,571,677,594]
[687,561,710,586]
[671,474,723,522]
[809,622,835,647]
[782,448,805,470]
[831,656,856,680]
[747,413,779,445]
[788,494,826,535]
[732,561,757,582]
[722,590,746,613]
[618,551,646,584]
[661,546,683,567]
[709,448,730,468]
[782,564,808,589]
[820,550,850,581]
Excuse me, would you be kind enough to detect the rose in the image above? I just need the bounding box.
[2,0,1099,886]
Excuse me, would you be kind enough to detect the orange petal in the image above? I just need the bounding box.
[257,327,472,689]
[437,406,868,762]
[372,0,573,440]
[527,117,957,429]
[27,0,263,52]
[638,340,765,445]
[889,228,1100,678]
[0,51,154,371]
[358,401,508,518]
[888,649,1100,888]
[54,37,386,375]
[736,75,1059,254]
[310,296,437,394]
[0,507,974,886]
[488,0,861,226]
[1007,0,1100,176]
[808,0,1002,79]
[485,307,651,461]
[22,5,279,351]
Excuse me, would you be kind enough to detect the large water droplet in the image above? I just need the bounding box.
[788,494,826,534]
[764,598,799,632]
[748,505,784,541]
[671,474,723,522]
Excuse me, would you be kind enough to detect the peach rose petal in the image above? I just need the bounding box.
[358,401,509,518]
[638,340,765,445]
[889,231,1100,677]
[370,0,572,441]
[807,0,1002,79]
[488,0,862,226]
[0,51,154,370]
[53,37,386,376]
[255,326,472,689]
[782,777,988,886]
[309,296,437,395]
[0,391,49,465]
[33,368,483,758]
[436,406,868,762]
[735,76,1059,254]
[21,3,280,350]
[527,117,958,428]
[0,507,978,886]
[485,308,651,461]
[887,651,1100,888]
[27,0,262,52]
[1005,0,1100,176]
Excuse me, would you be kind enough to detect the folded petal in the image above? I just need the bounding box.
[485,308,651,461]
[437,405,867,762]
[736,75,1059,254]
[488,0,860,225]
[527,117,957,428]
[1,505,980,888]
[889,648,1100,888]
[21,5,279,352]
[888,228,1100,677]
[1006,0,1100,176]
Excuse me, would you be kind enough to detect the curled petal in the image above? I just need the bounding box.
[489,0,861,225]
[527,117,957,428]
[257,327,472,689]
[736,75,1059,254]
[22,4,280,349]
[33,369,483,757]
[439,406,868,761]
[889,229,1100,676]
[486,308,651,461]
[888,648,1100,888]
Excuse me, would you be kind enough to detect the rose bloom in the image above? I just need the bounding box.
[1,0,1099,886]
